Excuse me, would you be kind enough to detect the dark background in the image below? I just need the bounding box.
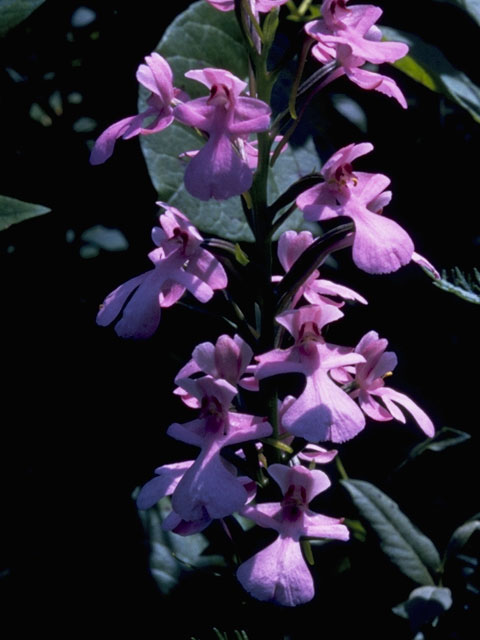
[1,1,479,637]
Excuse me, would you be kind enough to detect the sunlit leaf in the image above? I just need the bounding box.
[0,0,45,37]
[0,194,50,231]
[382,26,480,123]
[342,479,441,585]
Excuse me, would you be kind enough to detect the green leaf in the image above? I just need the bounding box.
[435,0,480,27]
[0,194,50,231]
[393,586,452,632]
[0,0,45,37]
[446,519,480,559]
[342,479,441,585]
[381,26,480,123]
[140,0,319,241]
[137,496,225,595]
[431,267,480,305]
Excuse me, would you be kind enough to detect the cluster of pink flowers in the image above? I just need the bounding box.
[93,0,437,609]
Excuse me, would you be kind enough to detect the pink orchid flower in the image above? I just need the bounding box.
[305,1,409,108]
[274,229,368,307]
[96,205,227,338]
[255,305,366,442]
[90,53,182,165]
[296,142,416,274]
[237,464,349,606]
[167,376,272,521]
[346,330,435,436]
[174,334,254,408]
[173,68,271,200]
[136,459,257,536]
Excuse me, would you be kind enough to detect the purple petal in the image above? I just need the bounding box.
[96,273,146,327]
[184,134,253,200]
[89,116,138,165]
[136,461,193,509]
[283,370,366,443]
[350,204,414,274]
[237,536,314,607]
[374,387,435,437]
[172,448,248,520]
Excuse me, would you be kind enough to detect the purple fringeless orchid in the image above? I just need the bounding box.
[90,53,183,165]
[174,334,254,408]
[305,0,409,108]
[296,142,417,274]
[344,330,435,436]
[173,68,271,200]
[167,375,272,521]
[96,204,227,338]
[237,464,349,606]
[255,304,366,442]
[136,459,257,536]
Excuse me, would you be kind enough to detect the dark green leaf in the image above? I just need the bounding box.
[0,0,45,37]
[446,519,480,558]
[0,194,50,231]
[404,427,471,466]
[342,479,441,585]
[393,586,452,632]
[137,496,225,595]
[140,1,319,241]
[435,0,480,27]
[381,26,480,123]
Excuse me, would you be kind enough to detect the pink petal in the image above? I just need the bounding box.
[183,133,253,200]
[136,461,194,509]
[282,370,365,443]
[374,387,435,437]
[350,204,414,274]
[237,536,314,607]
[89,116,138,165]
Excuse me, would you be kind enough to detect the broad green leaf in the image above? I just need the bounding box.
[393,586,452,631]
[382,26,480,123]
[342,479,441,585]
[140,0,319,241]
[0,0,45,38]
[435,0,480,27]
[0,194,50,231]
[137,496,225,595]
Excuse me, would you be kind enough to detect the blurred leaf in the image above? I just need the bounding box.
[342,479,441,585]
[81,225,129,252]
[435,0,480,26]
[393,586,452,632]
[137,496,225,595]
[382,26,480,123]
[0,194,50,231]
[0,0,45,37]
[140,1,319,241]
